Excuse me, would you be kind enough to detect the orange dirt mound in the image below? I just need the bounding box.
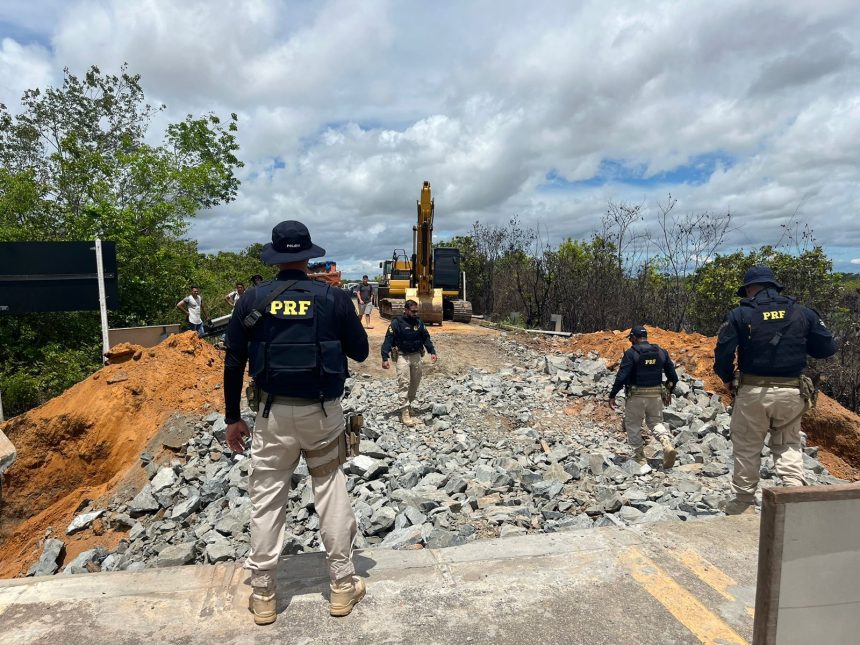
[0,332,223,578]
[557,326,860,479]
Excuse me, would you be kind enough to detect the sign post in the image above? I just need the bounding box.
[94,239,110,361]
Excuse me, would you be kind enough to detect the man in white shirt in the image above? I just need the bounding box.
[176,286,208,336]
[225,282,246,309]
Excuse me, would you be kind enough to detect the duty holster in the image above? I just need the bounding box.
[799,375,818,410]
[661,384,672,406]
[346,413,363,458]
[246,380,261,412]
[301,412,363,477]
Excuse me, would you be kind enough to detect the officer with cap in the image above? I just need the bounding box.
[714,266,836,515]
[224,221,369,625]
[381,299,437,426]
[608,326,679,468]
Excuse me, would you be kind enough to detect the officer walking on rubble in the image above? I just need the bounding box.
[381,299,437,426]
[714,266,836,515]
[608,326,679,468]
[224,220,369,625]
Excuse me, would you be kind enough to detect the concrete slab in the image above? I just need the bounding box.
[0,516,759,644]
[0,427,15,475]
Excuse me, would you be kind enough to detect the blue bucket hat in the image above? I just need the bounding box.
[737,266,783,297]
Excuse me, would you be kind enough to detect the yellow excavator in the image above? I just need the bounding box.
[378,181,472,324]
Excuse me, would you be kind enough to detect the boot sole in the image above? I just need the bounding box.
[253,612,276,626]
[330,583,366,617]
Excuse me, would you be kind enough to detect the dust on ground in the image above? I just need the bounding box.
[0,333,224,578]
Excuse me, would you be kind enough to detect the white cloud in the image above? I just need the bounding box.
[1,0,859,273]
[0,38,54,111]
[851,259,860,265]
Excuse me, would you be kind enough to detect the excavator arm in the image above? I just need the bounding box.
[414,181,434,297]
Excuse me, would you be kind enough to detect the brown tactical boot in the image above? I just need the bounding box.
[400,406,415,427]
[248,580,276,626]
[720,497,755,516]
[633,446,647,464]
[660,437,677,469]
[330,576,366,617]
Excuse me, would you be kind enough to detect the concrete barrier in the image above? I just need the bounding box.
[108,324,183,349]
[0,428,15,476]
[754,483,860,644]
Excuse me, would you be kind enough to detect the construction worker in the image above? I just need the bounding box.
[714,266,836,515]
[224,220,369,625]
[608,326,678,468]
[381,299,437,426]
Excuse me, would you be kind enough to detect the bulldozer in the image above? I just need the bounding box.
[377,181,472,324]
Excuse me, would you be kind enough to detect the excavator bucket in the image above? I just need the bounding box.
[406,287,443,325]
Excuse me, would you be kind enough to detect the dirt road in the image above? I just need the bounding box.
[350,308,504,380]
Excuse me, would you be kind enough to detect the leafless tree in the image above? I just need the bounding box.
[653,194,732,331]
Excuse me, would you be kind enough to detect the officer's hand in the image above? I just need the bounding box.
[608,396,616,409]
[382,360,390,369]
[430,354,438,364]
[226,420,251,454]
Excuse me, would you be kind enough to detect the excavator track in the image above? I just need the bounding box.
[380,298,405,320]
[448,299,473,324]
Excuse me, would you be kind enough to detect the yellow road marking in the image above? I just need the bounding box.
[673,549,756,617]
[620,547,750,645]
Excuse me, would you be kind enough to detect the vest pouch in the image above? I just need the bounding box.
[267,342,318,373]
[319,339,345,375]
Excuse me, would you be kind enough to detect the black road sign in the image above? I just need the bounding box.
[0,241,119,313]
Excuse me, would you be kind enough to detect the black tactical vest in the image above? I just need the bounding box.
[247,279,346,397]
[631,343,665,387]
[392,316,427,354]
[735,294,809,377]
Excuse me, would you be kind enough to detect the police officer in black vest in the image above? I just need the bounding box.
[381,299,437,426]
[224,221,369,625]
[714,266,836,515]
[609,326,679,468]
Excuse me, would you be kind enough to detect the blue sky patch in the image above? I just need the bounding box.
[0,20,52,49]
[542,152,736,191]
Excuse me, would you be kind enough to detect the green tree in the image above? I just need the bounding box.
[690,246,842,335]
[0,64,244,416]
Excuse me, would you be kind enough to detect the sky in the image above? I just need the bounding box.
[1,0,859,276]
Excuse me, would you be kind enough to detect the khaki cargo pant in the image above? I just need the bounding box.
[396,352,423,406]
[624,394,671,448]
[730,385,806,501]
[246,398,357,585]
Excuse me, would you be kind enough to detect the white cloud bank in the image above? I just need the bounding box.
[1,0,859,273]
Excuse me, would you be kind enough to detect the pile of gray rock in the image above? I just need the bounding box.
[27,334,843,576]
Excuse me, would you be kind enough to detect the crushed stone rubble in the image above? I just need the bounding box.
[27,334,844,575]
